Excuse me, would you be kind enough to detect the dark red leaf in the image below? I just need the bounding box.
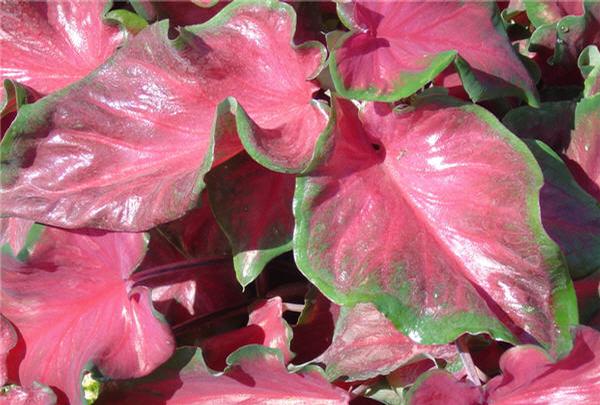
[565,93,600,199]
[97,346,349,404]
[1,227,174,404]
[200,297,292,370]
[0,2,330,231]
[291,290,340,365]
[294,97,577,354]
[206,152,295,286]
[330,1,538,103]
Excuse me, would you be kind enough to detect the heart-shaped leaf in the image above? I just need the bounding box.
[206,152,295,286]
[1,0,330,231]
[323,303,455,381]
[525,0,584,27]
[330,1,538,104]
[1,226,174,404]
[0,0,125,101]
[294,97,577,354]
[97,346,349,404]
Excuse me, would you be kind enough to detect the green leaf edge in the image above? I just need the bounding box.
[329,2,539,106]
[293,95,577,356]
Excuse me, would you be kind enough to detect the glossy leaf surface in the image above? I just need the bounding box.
[1,227,174,404]
[0,0,125,100]
[294,97,577,353]
[323,303,454,381]
[97,346,349,404]
[0,1,329,231]
[330,1,538,103]
[207,153,295,286]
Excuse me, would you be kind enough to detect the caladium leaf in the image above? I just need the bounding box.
[206,152,295,286]
[529,0,600,79]
[1,226,174,404]
[133,0,228,26]
[409,326,600,404]
[323,303,454,381]
[1,383,57,405]
[565,94,600,199]
[135,258,245,326]
[579,45,600,98]
[291,289,340,365]
[501,101,576,152]
[200,297,293,370]
[330,1,538,104]
[1,0,330,231]
[0,0,125,101]
[294,97,577,354]
[0,315,16,386]
[97,346,350,404]
[525,0,584,27]
[408,370,483,405]
[524,140,600,279]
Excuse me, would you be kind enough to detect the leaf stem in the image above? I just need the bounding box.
[282,302,305,313]
[131,256,230,286]
[456,335,481,386]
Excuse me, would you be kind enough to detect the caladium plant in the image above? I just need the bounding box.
[1,1,599,404]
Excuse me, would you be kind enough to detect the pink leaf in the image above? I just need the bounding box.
[0,0,125,100]
[485,327,600,403]
[206,152,296,286]
[323,303,455,381]
[1,2,330,231]
[1,383,57,405]
[409,327,600,404]
[408,370,483,405]
[200,297,293,370]
[294,97,577,354]
[1,227,174,404]
[330,1,538,103]
[0,315,17,386]
[97,346,349,404]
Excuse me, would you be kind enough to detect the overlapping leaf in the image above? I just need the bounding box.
[200,297,292,370]
[565,90,600,199]
[0,0,125,101]
[206,152,295,286]
[323,303,455,381]
[0,315,16,387]
[1,226,174,404]
[329,1,538,103]
[0,0,329,231]
[97,346,349,404]
[524,140,600,279]
[294,97,577,354]
[408,326,600,404]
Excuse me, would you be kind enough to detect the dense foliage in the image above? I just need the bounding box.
[1,0,599,404]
